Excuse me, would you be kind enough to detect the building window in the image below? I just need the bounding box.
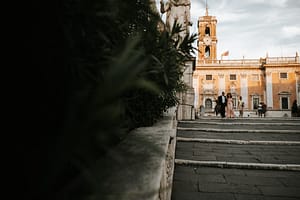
[230,74,236,80]
[251,74,259,81]
[253,97,259,109]
[280,72,287,79]
[206,75,212,80]
[205,98,212,109]
[232,97,237,109]
[281,97,289,109]
[279,92,291,110]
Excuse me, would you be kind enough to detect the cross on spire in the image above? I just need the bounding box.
[205,0,209,16]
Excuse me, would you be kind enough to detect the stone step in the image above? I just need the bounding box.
[175,159,300,171]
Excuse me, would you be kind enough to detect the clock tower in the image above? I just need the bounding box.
[197,5,217,64]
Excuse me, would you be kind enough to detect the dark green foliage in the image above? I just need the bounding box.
[24,0,196,199]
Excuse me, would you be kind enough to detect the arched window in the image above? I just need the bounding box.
[205,46,210,58]
[205,98,212,109]
[205,27,210,36]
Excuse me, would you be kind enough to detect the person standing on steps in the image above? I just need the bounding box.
[291,100,298,117]
[238,96,244,118]
[218,91,227,118]
[226,93,234,118]
[258,102,263,117]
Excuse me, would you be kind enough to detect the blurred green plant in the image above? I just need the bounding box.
[26,0,197,199]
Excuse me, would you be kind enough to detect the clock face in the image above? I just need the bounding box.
[203,36,212,45]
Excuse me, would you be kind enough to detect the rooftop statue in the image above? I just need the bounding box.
[160,0,192,43]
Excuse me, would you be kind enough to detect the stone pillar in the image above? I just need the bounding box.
[240,73,248,108]
[296,72,300,105]
[177,58,196,120]
[193,75,199,113]
[218,74,225,95]
[266,71,273,109]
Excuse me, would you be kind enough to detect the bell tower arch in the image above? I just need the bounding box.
[197,5,217,64]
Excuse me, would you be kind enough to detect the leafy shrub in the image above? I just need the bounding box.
[25,0,196,199]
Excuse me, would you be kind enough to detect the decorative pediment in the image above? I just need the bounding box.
[250,93,260,97]
[203,89,215,95]
[278,91,291,96]
[203,83,213,90]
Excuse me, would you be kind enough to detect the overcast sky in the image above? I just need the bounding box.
[155,0,300,59]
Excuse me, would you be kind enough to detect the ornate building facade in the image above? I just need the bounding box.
[193,9,300,117]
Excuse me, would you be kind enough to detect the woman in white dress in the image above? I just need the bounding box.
[226,93,234,118]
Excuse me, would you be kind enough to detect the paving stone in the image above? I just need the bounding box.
[174,165,196,174]
[173,171,198,183]
[263,196,300,200]
[198,182,261,195]
[279,177,300,187]
[193,155,217,161]
[196,192,236,200]
[172,181,198,192]
[198,174,226,184]
[171,191,200,200]
[258,186,300,198]
[216,156,260,163]
[224,175,283,186]
[244,170,300,178]
[195,167,246,176]
[234,194,265,200]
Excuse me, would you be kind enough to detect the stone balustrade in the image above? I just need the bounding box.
[197,55,300,66]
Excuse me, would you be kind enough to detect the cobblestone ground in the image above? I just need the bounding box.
[171,117,300,200]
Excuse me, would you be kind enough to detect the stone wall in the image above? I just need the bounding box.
[98,108,177,200]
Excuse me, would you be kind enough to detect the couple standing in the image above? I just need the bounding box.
[218,92,234,118]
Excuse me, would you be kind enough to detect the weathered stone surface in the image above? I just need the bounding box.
[98,110,177,200]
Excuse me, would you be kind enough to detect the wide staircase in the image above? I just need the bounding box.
[171,117,300,200]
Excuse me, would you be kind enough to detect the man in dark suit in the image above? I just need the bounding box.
[218,91,227,118]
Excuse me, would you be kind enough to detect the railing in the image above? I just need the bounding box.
[266,57,299,64]
[197,56,299,65]
[198,59,261,65]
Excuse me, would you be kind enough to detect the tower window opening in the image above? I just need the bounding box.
[205,46,210,58]
[205,27,210,36]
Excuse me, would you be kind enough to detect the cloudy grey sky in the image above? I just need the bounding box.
[156,0,300,59]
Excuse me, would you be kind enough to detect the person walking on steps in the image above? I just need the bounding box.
[238,96,244,118]
[292,100,298,117]
[218,91,227,118]
[226,93,234,118]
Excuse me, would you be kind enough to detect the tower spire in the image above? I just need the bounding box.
[205,0,208,16]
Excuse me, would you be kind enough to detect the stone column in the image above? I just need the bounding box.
[296,72,300,105]
[240,73,248,108]
[218,74,225,95]
[266,71,273,108]
[177,58,195,120]
[193,75,199,111]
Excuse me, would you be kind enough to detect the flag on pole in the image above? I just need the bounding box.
[221,50,229,56]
